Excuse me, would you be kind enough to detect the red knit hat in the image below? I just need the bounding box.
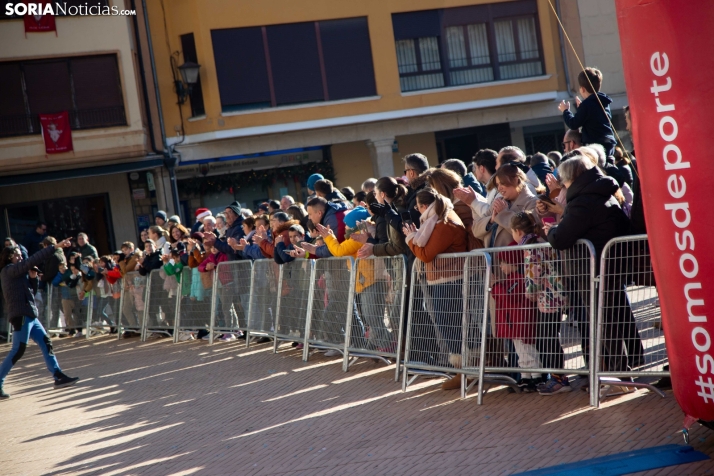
[195,208,212,221]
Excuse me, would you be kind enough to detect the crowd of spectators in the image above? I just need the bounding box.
[2,66,661,394]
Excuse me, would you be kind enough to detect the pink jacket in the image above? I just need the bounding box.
[198,252,232,285]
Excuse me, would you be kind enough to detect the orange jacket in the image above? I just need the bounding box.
[408,210,468,285]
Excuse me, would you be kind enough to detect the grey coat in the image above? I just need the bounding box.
[1,245,55,321]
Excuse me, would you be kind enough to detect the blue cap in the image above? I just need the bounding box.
[343,206,370,229]
[307,173,324,191]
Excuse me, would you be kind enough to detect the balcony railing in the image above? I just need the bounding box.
[0,106,127,139]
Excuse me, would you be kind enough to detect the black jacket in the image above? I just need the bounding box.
[41,247,66,284]
[547,167,629,262]
[1,245,55,322]
[405,176,428,227]
[616,161,634,187]
[371,216,389,245]
[139,251,163,276]
[628,155,647,235]
[563,92,617,149]
[530,162,553,193]
[602,163,626,188]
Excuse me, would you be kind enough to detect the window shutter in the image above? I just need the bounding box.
[266,22,324,106]
[71,55,123,109]
[318,17,376,101]
[392,10,441,41]
[71,55,125,128]
[180,33,206,117]
[0,63,25,116]
[0,63,29,136]
[211,27,271,111]
[24,60,73,115]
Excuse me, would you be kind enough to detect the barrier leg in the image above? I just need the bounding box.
[302,265,317,362]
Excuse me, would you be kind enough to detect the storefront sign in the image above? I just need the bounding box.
[176,148,323,180]
[137,215,151,230]
[132,188,146,200]
[146,172,156,191]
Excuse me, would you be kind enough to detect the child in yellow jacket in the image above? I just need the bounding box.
[315,207,395,352]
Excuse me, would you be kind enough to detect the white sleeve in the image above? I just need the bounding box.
[621,183,634,206]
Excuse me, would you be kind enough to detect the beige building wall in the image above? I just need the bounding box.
[393,133,439,173]
[577,0,626,95]
[332,132,438,191]
[0,175,137,247]
[0,15,148,173]
[331,142,373,192]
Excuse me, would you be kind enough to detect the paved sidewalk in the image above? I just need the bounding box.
[1,336,713,476]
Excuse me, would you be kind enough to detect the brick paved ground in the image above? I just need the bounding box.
[1,336,713,476]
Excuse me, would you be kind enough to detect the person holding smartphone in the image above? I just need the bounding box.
[0,238,80,399]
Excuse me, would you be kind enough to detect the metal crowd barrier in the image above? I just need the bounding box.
[402,253,474,392]
[141,268,179,341]
[402,252,515,402]
[343,255,407,382]
[86,279,122,338]
[474,240,597,402]
[593,234,667,405]
[245,260,279,345]
[175,267,213,339]
[273,259,315,355]
[102,235,668,409]
[118,271,147,338]
[303,257,355,360]
[46,284,93,338]
[208,260,253,344]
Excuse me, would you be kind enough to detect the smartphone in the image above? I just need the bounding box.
[400,211,413,226]
[542,217,556,225]
[537,194,555,205]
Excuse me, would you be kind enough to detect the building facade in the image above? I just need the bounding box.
[0,0,174,255]
[146,0,629,212]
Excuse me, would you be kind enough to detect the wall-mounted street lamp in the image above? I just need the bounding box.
[175,61,201,105]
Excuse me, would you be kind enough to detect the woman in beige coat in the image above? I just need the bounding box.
[472,164,542,248]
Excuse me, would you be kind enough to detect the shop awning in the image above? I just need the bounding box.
[0,156,165,187]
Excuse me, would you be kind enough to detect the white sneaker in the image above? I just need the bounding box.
[220,334,237,342]
[74,332,84,338]
[324,349,341,357]
[201,334,211,341]
[178,331,195,342]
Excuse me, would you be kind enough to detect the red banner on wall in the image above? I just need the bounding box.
[23,1,56,33]
[40,111,73,154]
[615,0,714,427]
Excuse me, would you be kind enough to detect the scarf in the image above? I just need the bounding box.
[406,197,454,248]
[519,233,539,246]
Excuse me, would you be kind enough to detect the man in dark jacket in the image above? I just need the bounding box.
[402,153,430,227]
[22,222,47,257]
[302,198,348,258]
[77,233,98,260]
[0,239,79,399]
[205,201,244,261]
